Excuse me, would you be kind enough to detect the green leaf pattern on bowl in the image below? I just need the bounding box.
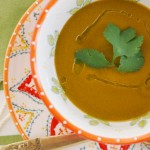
[85,113,150,128]
[48,30,59,56]
[51,77,67,101]
[85,112,150,128]
[84,115,110,126]
[138,120,147,128]
[69,0,140,16]
[130,113,150,128]
[130,118,140,126]
[69,0,92,15]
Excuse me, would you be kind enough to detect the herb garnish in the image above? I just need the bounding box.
[75,23,144,73]
[75,49,110,68]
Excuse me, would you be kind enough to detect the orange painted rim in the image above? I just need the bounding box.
[30,0,150,145]
[3,0,44,140]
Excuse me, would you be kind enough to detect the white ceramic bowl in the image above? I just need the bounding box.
[31,0,150,144]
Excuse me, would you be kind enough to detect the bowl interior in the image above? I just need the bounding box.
[34,0,150,140]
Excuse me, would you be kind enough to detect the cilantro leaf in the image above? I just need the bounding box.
[75,49,110,68]
[103,24,144,59]
[75,23,144,73]
[121,28,136,43]
[118,51,144,72]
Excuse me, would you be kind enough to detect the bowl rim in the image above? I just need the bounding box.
[30,0,150,144]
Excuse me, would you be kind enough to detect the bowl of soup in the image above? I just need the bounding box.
[31,0,150,144]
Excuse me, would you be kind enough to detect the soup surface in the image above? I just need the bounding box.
[55,0,150,121]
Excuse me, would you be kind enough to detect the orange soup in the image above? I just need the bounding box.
[55,0,150,121]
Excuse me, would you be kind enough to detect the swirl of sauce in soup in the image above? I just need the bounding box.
[55,0,150,121]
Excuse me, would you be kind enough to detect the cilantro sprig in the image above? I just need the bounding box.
[75,23,144,73]
[103,24,144,62]
[75,49,110,68]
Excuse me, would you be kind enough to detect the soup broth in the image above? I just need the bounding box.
[55,0,150,121]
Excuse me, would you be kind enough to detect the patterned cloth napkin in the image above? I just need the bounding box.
[0,0,35,145]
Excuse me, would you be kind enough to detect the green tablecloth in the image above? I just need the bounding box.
[0,0,35,85]
[0,135,22,145]
[0,0,35,144]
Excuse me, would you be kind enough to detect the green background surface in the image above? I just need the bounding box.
[0,135,22,145]
[0,0,35,144]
